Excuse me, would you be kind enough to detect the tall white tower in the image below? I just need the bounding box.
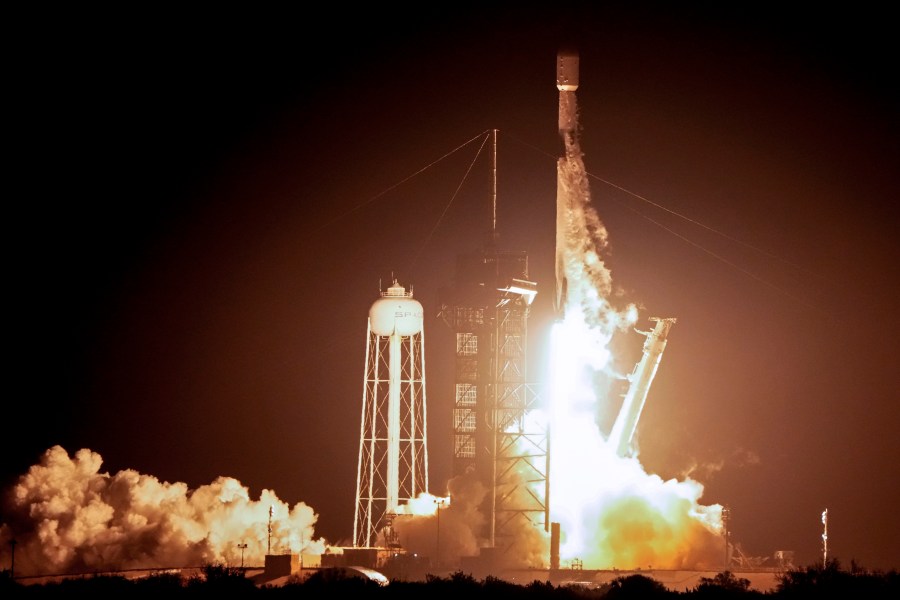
[354,280,429,548]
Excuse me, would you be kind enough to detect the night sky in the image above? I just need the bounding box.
[6,4,898,571]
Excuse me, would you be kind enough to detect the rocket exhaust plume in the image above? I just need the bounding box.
[546,49,724,569]
[0,446,328,577]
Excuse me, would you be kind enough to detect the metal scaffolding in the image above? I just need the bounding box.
[439,247,547,557]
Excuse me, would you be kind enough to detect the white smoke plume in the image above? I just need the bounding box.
[388,466,551,571]
[551,442,724,569]
[0,445,327,577]
[679,447,761,481]
[556,135,630,330]
[389,472,486,564]
[388,448,550,570]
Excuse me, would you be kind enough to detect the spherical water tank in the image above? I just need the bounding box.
[369,281,424,336]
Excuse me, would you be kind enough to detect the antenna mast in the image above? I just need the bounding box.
[267,505,273,555]
[492,128,498,241]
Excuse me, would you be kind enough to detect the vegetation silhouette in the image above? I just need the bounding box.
[2,560,898,598]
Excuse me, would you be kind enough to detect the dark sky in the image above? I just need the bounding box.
[6,3,898,571]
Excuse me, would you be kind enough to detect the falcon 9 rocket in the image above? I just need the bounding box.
[555,49,579,316]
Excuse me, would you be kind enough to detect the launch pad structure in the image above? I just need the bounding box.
[438,128,548,559]
[352,50,683,573]
[438,234,546,553]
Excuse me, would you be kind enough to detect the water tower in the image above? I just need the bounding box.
[353,280,429,548]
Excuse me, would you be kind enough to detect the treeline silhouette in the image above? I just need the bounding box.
[2,559,897,598]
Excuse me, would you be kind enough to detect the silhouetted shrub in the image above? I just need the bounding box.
[687,570,764,599]
[186,563,258,595]
[605,573,673,598]
[6,559,900,598]
[134,571,188,596]
[776,559,899,599]
[33,573,135,597]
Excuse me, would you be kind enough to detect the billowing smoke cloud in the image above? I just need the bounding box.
[0,445,327,577]
[491,461,552,569]
[549,439,723,569]
[556,135,630,330]
[388,472,486,564]
[678,447,761,482]
[388,461,551,571]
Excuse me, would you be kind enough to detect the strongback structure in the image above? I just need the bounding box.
[439,236,547,558]
[354,281,429,548]
[608,317,677,458]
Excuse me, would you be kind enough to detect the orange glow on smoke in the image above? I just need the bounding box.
[0,446,328,576]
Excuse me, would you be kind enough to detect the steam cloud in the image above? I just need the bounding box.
[0,445,326,577]
[388,468,549,570]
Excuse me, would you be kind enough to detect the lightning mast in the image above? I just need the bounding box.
[438,128,544,563]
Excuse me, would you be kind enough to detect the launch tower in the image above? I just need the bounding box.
[439,130,547,559]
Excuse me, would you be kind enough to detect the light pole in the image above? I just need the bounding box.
[435,499,446,567]
[237,543,248,569]
[267,506,273,555]
[722,505,730,569]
